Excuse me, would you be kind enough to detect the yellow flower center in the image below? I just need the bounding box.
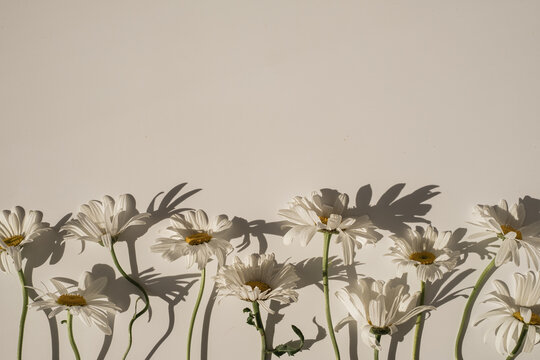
[319,216,329,225]
[513,311,540,325]
[185,232,212,245]
[1,235,25,249]
[500,225,523,240]
[409,251,436,265]
[56,294,87,307]
[245,281,272,293]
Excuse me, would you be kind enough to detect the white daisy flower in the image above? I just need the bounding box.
[387,225,460,283]
[470,199,540,268]
[214,253,299,313]
[0,207,48,273]
[475,272,540,356]
[278,190,379,264]
[29,272,120,334]
[151,209,233,270]
[62,194,149,249]
[335,277,435,350]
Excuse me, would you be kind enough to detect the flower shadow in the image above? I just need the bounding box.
[294,256,358,292]
[349,183,440,237]
[522,195,540,226]
[226,217,289,254]
[23,212,72,360]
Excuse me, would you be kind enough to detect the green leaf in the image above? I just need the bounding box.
[243,307,255,327]
[271,325,305,357]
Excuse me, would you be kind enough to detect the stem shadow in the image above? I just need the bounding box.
[23,212,71,360]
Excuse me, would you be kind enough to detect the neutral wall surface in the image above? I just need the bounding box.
[1,1,540,359]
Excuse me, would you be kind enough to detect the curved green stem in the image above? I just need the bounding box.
[323,232,341,360]
[67,311,81,360]
[374,334,382,360]
[506,324,529,360]
[412,281,426,360]
[110,243,150,360]
[252,301,267,360]
[17,269,28,360]
[455,259,496,360]
[187,267,206,360]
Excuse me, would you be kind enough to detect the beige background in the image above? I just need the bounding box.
[1,1,540,359]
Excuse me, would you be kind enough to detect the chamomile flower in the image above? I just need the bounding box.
[61,194,150,359]
[470,199,540,268]
[278,190,379,264]
[387,225,460,282]
[0,207,48,273]
[29,272,120,334]
[151,209,233,270]
[214,253,299,313]
[475,272,540,356]
[62,194,149,249]
[335,277,435,350]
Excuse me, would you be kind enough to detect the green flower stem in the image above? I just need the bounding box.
[455,259,496,360]
[187,267,206,360]
[374,334,382,360]
[67,311,81,360]
[17,269,28,360]
[252,301,267,360]
[412,281,426,360]
[323,232,341,360]
[506,324,529,360]
[110,243,150,360]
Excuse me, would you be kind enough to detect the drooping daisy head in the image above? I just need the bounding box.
[29,272,120,334]
[0,207,48,273]
[470,199,540,268]
[151,209,233,270]
[387,225,460,283]
[335,277,435,350]
[278,190,379,265]
[214,253,299,313]
[62,194,149,249]
[475,272,540,356]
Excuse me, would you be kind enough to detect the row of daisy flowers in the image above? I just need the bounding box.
[1,191,540,359]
